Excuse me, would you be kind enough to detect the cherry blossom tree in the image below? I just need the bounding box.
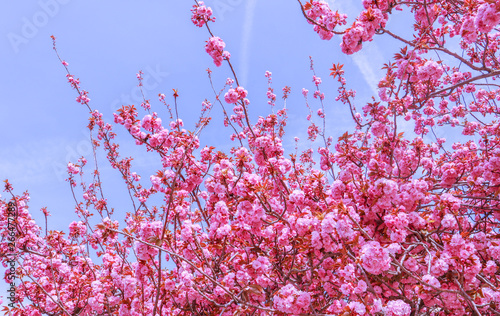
[2,0,500,315]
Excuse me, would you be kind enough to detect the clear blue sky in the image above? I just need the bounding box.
[0,0,404,303]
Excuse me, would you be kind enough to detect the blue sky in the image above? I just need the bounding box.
[0,0,405,304]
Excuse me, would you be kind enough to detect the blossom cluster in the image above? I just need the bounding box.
[304,0,347,40]
[190,1,215,27]
[2,1,500,315]
[341,8,387,54]
[205,36,230,67]
[224,86,248,104]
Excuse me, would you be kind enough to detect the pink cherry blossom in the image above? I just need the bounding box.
[191,1,215,27]
[205,36,230,67]
[4,2,500,315]
[305,0,347,40]
[475,3,500,33]
[360,241,392,275]
[386,300,411,316]
[273,284,311,314]
[417,60,444,82]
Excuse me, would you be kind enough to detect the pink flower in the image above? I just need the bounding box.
[191,2,215,27]
[141,114,152,130]
[416,60,443,82]
[360,241,392,275]
[441,213,457,229]
[340,283,353,295]
[340,23,366,54]
[336,218,355,240]
[67,163,80,174]
[484,260,498,274]
[205,37,230,67]
[273,284,311,314]
[422,274,440,290]
[215,224,231,237]
[321,212,336,234]
[363,0,390,11]
[379,87,390,101]
[312,75,322,85]
[76,90,90,104]
[475,3,500,33]
[289,189,305,205]
[150,175,162,191]
[431,257,449,276]
[440,164,458,188]
[358,8,386,38]
[371,121,386,137]
[354,280,367,294]
[305,1,347,40]
[414,4,436,27]
[340,8,386,54]
[386,300,411,316]
[224,89,239,104]
[489,245,500,260]
[251,256,271,273]
[235,86,248,98]
[404,256,419,272]
[69,221,86,237]
[384,212,408,230]
[224,86,247,104]
[372,299,383,313]
[311,231,323,249]
[348,301,366,315]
